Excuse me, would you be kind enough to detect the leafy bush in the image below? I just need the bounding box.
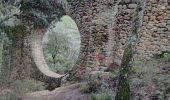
[0,79,46,100]
[131,60,170,100]
[153,51,170,61]
[80,80,100,93]
[10,80,45,92]
[163,53,170,61]
[80,83,90,93]
[80,74,116,100]
[43,15,80,74]
[90,93,113,100]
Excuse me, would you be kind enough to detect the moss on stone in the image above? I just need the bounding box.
[3,25,27,39]
[19,0,66,29]
[116,1,144,100]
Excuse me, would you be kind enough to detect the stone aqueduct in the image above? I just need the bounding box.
[68,0,170,79]
[1,0,170,82]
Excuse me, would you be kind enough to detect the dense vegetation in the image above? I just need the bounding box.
[43,15,80,74]
[0,0,170,100]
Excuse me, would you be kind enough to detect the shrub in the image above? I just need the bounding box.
[0,79,46,100]
[80,74,116,99]
[89,93,113,100]
[80,79,101,93]
[153,51,170,61]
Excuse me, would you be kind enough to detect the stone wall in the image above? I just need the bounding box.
[113,0,137,64]
[66,0,170,79]
[113,0,170,62]
[136,0,170,60]
[67,0,120,79]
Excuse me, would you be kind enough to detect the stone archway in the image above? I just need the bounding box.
[0,0,124,84]
[66,0,121,80]
[42,15,81,75]
[1,0,67,85]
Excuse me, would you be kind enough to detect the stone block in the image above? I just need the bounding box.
[167,20,170,25]
[128,4,137,9]
[124,0,131,4]
[158,23,167,28]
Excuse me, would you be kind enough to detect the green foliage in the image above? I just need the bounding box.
[80,83,91,93]
[10,80,45,92]
[0,90,19,100]
[43,15,80,74]
[44,32,73,74]
[0,79,45,100]
[80,79,100,93]
[131,60,170,100]
[0,0,20,25]
[80,75,115,99]
[20,0,67,28]
[163,53,170,61]
[153,51,170,61]
[153,74,170,100]
[90,93,113,100]
[3,25,27,39]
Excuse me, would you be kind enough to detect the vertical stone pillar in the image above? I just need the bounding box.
[67,0,119,80]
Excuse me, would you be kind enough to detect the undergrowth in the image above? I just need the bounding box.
[0,79,46,100]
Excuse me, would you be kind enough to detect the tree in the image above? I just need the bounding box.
[0,0,20,25]
[43,16,80,74]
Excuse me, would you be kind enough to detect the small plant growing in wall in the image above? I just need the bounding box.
[80,74,115,100]
[80,76,101,93]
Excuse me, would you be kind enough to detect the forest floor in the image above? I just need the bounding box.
[130,58,170,100]
[21,58,170,100]
[21,82,89,100]
[0,58,170,100]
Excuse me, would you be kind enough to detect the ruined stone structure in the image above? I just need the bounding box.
[112,0,170,62]
[136,0,170,59]
[67,0,121,80]
[1,0,169,83]
[67,0,170,80]
[1,0,66,85]
[66,0,138,80]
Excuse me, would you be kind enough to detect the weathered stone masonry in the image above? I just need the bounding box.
[113,0,138,63]
[1,0,169,83]
[1,0,66,83]
[136,0,170,59]
[67,0,120,79]
[67,0,170,80]
[109,0,170,62]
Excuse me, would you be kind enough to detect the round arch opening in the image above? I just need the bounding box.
[42,15,81,74]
